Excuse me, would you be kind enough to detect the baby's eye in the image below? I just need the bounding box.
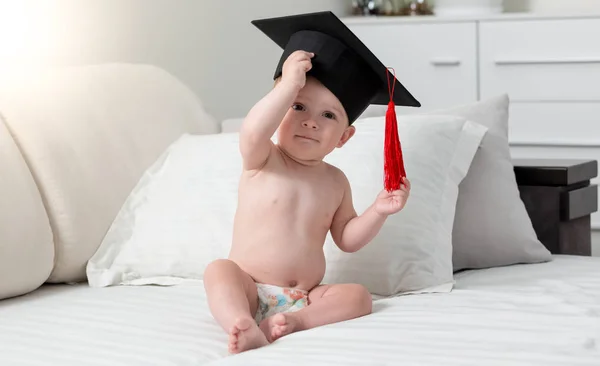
[322,111,336,120]
[292,103,305,111]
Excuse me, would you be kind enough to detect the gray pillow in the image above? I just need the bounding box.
[432,95,552,271]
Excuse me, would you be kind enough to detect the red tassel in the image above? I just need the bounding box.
[384,68,406,192]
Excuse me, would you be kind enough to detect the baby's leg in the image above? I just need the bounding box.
[203,259,268,353]
[263,283,372,342]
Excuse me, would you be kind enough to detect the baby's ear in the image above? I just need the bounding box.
[337,125,356,148]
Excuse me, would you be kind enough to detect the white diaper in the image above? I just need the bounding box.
[254,283,309,324]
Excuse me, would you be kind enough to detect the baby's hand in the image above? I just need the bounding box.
[281,50,314,90]
[374,177,411,216]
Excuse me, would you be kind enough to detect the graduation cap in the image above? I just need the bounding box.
[251,11,421,192]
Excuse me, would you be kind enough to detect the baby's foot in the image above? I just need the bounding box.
[260,313,301,342]
[228,317,269,354]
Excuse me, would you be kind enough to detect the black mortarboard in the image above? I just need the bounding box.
[251,11,421,124]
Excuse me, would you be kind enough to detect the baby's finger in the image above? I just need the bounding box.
[293,50,314,60]
[395,189,409,199]
[300,60,313,72]
[402,177,411,190]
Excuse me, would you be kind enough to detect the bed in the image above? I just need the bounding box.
[0,255,597,365]
[0,63,599,365]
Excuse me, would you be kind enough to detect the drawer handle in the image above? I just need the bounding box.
[495,57,600,66]
[430,58,461,66]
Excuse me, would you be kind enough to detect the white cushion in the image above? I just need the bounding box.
[430,95,552,271]
[0,63,217,283]
[87,133,240,287]
[321,116,487,295]
[0,118,54,300]
[362,95,553,271]
[88,115,487,296]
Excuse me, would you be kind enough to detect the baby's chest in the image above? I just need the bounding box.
[268,176,341,210]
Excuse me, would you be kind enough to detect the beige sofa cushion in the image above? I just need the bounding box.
[0,63,217,283]
[0,118,54,299]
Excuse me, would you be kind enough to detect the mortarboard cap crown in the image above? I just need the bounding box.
[251,11,420,123]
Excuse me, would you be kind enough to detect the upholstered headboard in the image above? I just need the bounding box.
[0,63,219,299]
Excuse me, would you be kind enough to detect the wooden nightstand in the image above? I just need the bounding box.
[513,159,598,256]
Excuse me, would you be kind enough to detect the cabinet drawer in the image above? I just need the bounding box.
[562,184,598,221]
[347,21,477,112]
[480,18,600,101]
[507,102,600,145]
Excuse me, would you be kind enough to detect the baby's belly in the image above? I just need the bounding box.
[229,238,327,291]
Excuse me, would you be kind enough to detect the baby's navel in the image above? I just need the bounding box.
[289,280,298,288]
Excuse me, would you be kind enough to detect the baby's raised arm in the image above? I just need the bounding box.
[239,50,314,171]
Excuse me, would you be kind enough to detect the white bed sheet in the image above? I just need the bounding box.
[1,255,599,366]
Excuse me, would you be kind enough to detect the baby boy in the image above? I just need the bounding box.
[203,11,419,354]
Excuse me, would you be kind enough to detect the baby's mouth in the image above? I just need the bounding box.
[295,135,319,142]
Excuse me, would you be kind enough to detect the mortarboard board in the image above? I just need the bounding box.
[251,10,420,124]
[251,11,420,192]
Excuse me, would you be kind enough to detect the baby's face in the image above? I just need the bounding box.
[277,77,355,163]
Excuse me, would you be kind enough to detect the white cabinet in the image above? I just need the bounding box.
[479,18,600,102]
[348,21,477,113]
[344,15,600,140]
[479,18,600,145]
[344,13,600,227]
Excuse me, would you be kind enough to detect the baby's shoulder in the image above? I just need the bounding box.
[322,162,350,187]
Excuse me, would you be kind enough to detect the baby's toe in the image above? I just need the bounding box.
[273,313,287,326]
[228,333,239,353]
[271,325,285,339]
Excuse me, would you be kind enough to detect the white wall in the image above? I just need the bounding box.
[0,0,351,122]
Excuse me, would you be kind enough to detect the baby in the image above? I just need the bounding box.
[203,49,411,354]
[203,11,420,354]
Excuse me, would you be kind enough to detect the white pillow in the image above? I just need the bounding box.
[87,115,487,297]
[321,116,486,295]
[87,132,241,287]
[430,95,552,271]
[363,95,553,271]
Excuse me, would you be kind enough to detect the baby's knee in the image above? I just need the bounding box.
[348,284,372,315]
[204,259,239,280]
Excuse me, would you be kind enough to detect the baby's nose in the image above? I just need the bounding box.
[302,119,318,129]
